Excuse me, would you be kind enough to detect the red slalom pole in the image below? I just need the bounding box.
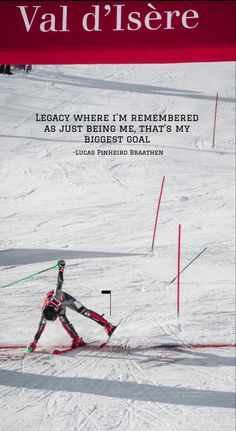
[151,176,165,251]
[212,92,219,148]
[177,224,181,318]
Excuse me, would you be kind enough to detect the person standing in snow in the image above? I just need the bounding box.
[0,65,13,75]
[24,65,32,73]
[27,260,116,352]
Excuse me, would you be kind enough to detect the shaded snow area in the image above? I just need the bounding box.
[0,63,235,430]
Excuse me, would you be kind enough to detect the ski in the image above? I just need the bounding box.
[100,319,122,348]
[52,320,122,354]
[53,346,83,355]
[52,341,96,355]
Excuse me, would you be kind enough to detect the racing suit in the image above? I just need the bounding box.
[30,263,114,349]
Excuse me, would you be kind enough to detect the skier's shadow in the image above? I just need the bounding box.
[134,346,235,368]
[0,368,234,408]
[76,345,235,368]
[0,248,144,267]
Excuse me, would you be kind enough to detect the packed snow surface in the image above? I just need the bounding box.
[0,63,235,431]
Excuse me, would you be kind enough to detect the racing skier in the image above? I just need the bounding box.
[27,260,116,352]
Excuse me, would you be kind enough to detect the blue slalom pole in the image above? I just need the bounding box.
[170,247,207,284]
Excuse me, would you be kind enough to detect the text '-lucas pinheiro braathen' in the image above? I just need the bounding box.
[73,149,164,157]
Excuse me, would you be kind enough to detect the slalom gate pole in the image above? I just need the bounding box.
[212,92,219,148]
[151,176,165,251]
[170,246,207,285]
[0,263,58,289]
[177,224,181,318]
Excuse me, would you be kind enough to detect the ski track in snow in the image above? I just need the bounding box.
[0,63,235,431]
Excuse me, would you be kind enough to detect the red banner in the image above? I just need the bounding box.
[0,1,235,64]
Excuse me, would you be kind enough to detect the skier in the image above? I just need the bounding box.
[27,260,116,352]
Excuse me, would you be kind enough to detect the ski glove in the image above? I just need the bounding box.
[27,341,37,353]
[57,260,65,269]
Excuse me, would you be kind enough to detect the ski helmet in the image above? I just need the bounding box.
[43,305,58,321]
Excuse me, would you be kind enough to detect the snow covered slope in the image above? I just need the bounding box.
[0,63,235,431]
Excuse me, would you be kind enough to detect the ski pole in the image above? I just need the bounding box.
[170,247,207,284]
[0,263,59,289]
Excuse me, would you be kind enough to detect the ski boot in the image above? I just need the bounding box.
[71,336,85,349]
[104,323,116,337]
